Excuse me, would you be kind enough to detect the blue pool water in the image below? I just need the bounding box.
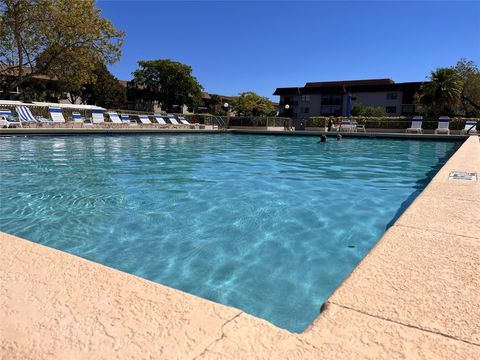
[0,134,460,332]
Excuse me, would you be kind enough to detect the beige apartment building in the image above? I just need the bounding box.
[274,78,422,125]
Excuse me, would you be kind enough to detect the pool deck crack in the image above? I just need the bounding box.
[326,301,480,348]
[394,223,480,241]
[192,311,243,359]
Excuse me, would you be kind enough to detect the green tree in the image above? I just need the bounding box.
[230,92,276,116]
[132,59,203,112]
[419,68,462,116]
[0,0,123,98]
[209,94,222,115]
[453,59,480,116]
[79,63,127,108]
[351,103,386,117]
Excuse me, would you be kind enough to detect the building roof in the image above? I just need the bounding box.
[0,64,56,81]
[0,100,105,111]
[273,80,423,96]
[305,78,395,87]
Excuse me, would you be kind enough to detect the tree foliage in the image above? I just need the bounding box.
[419,68,462,117]
[0,0,124,98]
[350,103,386,117]
[208,94,222,114]
[453,59,480,117]
[79,63,127,109]
[230,92,276,116]
[132,59,203,112]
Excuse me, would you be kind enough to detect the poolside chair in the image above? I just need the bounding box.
[167,114,182,127]
[339,119,356,132]
[91,109,105,124]
[179,115,198,129]
[120,115,138,126]
[406,116,423,134]
[49,107,66,124]
[16,106,39,124]
[72,112,83,123]
[0,109,22,127]
[0,115,8,128]
[462,120,478,135]
[72,112,91,126]
[120,114,135,126]
[108,111,123,124]
[154,114,167,125]
[434,116,450,135]
[139,115,152,125]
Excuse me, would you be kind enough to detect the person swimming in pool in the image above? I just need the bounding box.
[317,135,327,143]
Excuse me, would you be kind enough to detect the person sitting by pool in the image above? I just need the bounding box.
[317,135,327,143]
[328,118,333,132]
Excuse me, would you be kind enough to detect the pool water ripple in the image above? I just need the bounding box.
[0,134,460,332]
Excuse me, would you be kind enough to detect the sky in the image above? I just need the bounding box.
[98,1,480,100]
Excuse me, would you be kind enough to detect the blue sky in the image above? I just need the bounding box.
[98,1,480,100]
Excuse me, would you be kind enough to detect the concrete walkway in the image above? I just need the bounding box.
[1,136,479,359]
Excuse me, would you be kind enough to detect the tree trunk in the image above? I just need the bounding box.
[14,2,23,96]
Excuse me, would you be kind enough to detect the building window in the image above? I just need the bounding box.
[321,94,342,105]
[301,95,310,102]
[386,106,397,114]
[301,107,309,114]
[387,92,398,100]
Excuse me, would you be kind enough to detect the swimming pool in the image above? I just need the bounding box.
[0,134,460,332]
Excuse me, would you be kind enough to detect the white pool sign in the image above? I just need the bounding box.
[448,172,477,182]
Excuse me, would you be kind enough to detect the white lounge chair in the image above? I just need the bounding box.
[72,112,83,123]
[120,114,133,125]
[49,107,66,124]
[0,115,8,128]
[123,114,137,126]
[179,115,198,129]
[178,116,190,125]
[154,114,167,125]
[139,115,152,125]
[0,109,22,127]
[406,116,423,134]
[339,119,356,132]
[167,114,183,127]
[462,120,478,135]
[16,106,39,124]
[73,112,92,126]
[108,111,123,124]
[92,109,105,124]
[434,116,450,135]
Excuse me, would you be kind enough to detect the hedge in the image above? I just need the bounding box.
[307,116,480,130]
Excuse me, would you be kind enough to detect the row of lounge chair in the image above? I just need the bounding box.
[330,116,477,135]
[0,106,198,128]
[405,116,477,135]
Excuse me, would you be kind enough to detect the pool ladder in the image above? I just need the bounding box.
[213,116,228,131]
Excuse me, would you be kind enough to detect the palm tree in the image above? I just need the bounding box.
[420,68,462,116]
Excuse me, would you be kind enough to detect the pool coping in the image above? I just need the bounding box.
[0,127,226,136]
[1,135,479,358]
[0,126,470,140]
[232,128,470,140]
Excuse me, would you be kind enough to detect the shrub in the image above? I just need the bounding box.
[306,116,480,130]
[351,103,387,117]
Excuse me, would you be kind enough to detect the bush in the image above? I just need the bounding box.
[306,116,480,130]
[351,103,386,117]
[228,117,289,127]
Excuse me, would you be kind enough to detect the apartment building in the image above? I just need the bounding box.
[273,78,422,122]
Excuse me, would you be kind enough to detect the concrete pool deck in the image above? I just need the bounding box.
[1,136,479,359]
